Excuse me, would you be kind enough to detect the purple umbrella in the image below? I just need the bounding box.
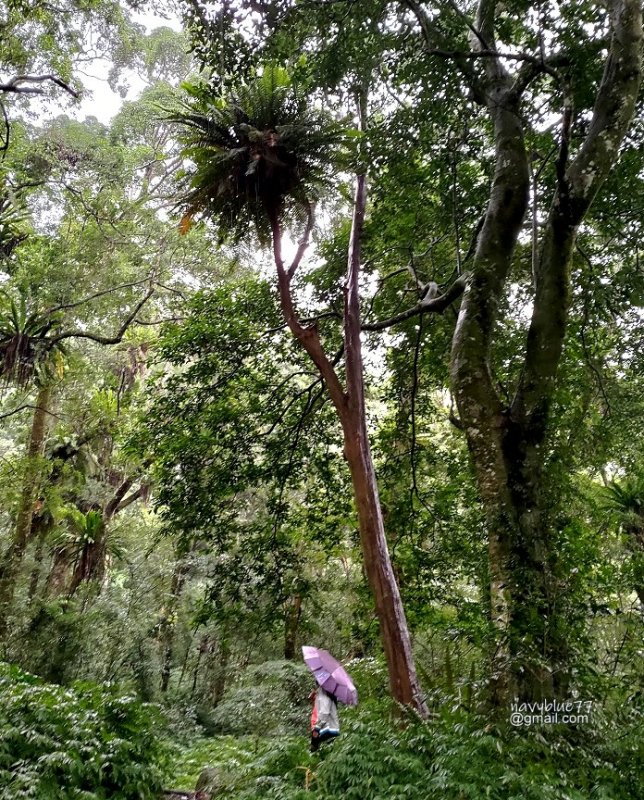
[302,646,358,706]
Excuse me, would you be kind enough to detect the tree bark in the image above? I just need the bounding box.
[268,160,427,713]
[341,170,426,713]
[160,558,189,693]
[66,477,144,597]
[0,384,52,638]
[283,594,302,660]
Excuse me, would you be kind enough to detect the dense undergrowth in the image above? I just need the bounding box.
[2,659,642,800]
[0,663,167,799]
[169,701,644,800]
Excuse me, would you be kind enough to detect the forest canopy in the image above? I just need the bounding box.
[0,1,643,798]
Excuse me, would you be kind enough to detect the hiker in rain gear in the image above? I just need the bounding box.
[309,685,340,752]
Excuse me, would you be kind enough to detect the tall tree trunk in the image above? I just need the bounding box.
[342,173,426,713]
[45,548,71,598]
[268,155,427,713]
[160,558,189,693]
[27,517,52,602]
[0,384,52,638]
[212,640,230,707]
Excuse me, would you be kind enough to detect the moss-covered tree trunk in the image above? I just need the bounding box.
[445,0,642,704]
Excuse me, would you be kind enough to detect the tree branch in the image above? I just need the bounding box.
[362,273,468,331]
[449,0,530,469]
[512,0,642,427]
[0,404,62,422]
[0,74,79,98]
[403,0,486,102]
[566,0,642,218]
[114,483,149,515]
[270,212,346,412]
[287,202,315,279]
[105,478,135,520]
[44,279,153,316]
[48,288,154,346]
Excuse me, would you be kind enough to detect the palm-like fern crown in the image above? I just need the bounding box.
[173,65,341,245]
[604,476,644,521]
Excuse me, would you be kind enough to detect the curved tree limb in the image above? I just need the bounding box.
[362,273,468,331]
[44,279,153,316]
[48,288,155,347]
[512,0,642,427]
[270,209,346,412]
[0,74,79,98]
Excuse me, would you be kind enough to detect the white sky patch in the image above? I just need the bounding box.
[74,6,182,124]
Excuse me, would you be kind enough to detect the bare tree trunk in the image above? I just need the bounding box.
[160,559,188,693]
[212,641,230,707]
[45,548,71,597]
[342,171,426,712]
[27,518,51,602]
[0,384,52,637]
[191,635,207,697]
[268,148,427,713]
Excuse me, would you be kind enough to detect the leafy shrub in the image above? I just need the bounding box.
[169,734,312,798]
[311,699,644,800]
[0,662,168,799]
[207,660,312,736]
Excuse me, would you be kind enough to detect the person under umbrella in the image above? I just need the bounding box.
[302,646,358,752]
[308,685,340,751]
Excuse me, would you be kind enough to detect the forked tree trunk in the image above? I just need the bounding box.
[0,384,52,638]
[66,477,144,597]
[446,0,642,705]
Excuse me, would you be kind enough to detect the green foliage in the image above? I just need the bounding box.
[168,693,644,800]
[0,289,66,385]
[0,663,168,799]
[205,660,312,737]
[170,734,312,799]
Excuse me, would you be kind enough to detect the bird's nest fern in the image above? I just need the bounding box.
[171,65,344,245]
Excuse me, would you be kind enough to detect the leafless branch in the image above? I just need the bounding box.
[287,202,315,280]
[44,279,152,316]
[0,74,79,98]
[363,273,468,331]
[48,288,154,346]
[114,483,149,515]
[0,404,63,422]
